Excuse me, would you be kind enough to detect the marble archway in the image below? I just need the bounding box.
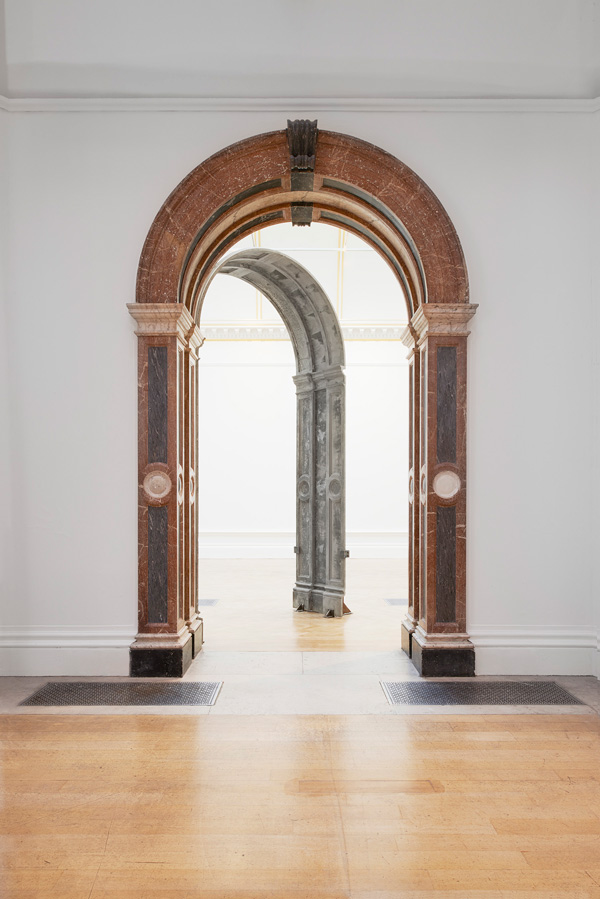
[214,249,347,618]
[128,121,477,678]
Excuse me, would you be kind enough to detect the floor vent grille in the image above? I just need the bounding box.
[380,680,583,706]
[20,681,223,707]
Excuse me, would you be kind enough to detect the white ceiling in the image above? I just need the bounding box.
[1,0,599,100]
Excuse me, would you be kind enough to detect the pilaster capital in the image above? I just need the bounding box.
[400,324,417,350]
[293,372,315,394]
[411,303,478,343]
[127,303,205,349]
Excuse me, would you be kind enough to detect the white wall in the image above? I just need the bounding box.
[594,108,600,679]
[0,105,597,674]
[0,105,12,629]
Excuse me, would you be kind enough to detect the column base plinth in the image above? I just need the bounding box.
[130,632,193,678]
[411,629,475,677]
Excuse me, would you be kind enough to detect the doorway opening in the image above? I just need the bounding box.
[196,222,409,651]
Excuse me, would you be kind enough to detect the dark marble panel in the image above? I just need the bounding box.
[148,505,168,624]
[436,505,456,623]
[437,346,457,463]
[291,203,314,226]
[148,346,168,463]
[411,643,475,677]
[130,640,193,678]
[291,172,314,191]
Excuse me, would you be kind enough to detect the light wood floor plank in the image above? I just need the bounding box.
[1,713,599,897]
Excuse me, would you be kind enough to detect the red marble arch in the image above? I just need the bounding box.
[136,129,469,316]
[130,127,477,679]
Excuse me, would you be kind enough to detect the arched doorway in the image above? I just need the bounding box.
[128,121,477,677]
[215,248,347,617]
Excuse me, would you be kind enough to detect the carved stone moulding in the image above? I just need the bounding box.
[286,119,318,171]
[127,303,205,346]
[412,303,478,343]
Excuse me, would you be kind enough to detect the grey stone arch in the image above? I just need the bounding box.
[209,248,347,617]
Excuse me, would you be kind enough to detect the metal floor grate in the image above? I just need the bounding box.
[380,680,583,706]
[198,599,219,607]
[20,681,223,707]
[383,598,407,606]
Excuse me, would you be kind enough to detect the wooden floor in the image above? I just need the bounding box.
[2,713,600,897]
[198,558,408,651]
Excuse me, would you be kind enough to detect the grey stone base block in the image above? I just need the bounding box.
[293,587,312,610]
[130,638,193,678]
[319,589,345,618]
[401,621,414,657]
[411,643,475,677]
[294,586,345,617]
[188,619,204,659]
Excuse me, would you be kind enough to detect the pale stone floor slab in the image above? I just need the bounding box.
[0,656,597,716]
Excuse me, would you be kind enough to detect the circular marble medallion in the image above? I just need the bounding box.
[433,470,461,499]
[143,470,172,501]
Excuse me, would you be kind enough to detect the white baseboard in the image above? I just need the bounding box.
[470,626,598,676]
[0,626,133,675]
[198,531,408,559]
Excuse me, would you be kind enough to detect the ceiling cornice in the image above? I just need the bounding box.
[0,95,599,114]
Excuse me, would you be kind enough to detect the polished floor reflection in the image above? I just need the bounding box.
[2,713,600,897]
[198,558,408,651]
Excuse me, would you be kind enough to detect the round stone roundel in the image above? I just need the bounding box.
[328,477,342,499]
[432,470,461,500]
[143,470,172,501]
[298,476,311,501]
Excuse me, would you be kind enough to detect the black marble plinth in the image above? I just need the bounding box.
[401,621,414,657]
[130,639,193,678]
[411,643,475,677]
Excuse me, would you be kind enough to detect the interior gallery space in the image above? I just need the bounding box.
[1,1,600,896]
